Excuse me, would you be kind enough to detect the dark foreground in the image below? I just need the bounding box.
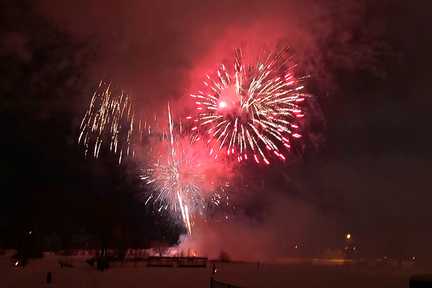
[1,253,430,288]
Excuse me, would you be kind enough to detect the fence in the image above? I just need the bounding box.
[146,256,208,267]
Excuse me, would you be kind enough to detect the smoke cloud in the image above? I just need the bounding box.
[30,0,391,258]
[34,0,384,114]
[178,194,342,261]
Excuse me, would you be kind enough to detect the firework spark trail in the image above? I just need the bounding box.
[141,104,217,234]
[189,47,312,165]
[78,80,142,164]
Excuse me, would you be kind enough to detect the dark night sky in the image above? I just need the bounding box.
[1,0,432,259]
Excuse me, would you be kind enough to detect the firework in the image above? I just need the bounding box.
[189,47,312,164]
[78,80,143,164]
[141,104,223,234]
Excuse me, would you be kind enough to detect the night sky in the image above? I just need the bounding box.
[1,0,432,260]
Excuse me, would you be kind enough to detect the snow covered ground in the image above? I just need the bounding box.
[0,252,428,288]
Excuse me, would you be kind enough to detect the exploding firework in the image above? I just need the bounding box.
[189,47,312,165]
[78,46,318,235]
[78,80,143,164]
[78,82,232,234]
[141,104,229,234]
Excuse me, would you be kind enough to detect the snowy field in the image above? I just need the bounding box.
[1,252,429,288]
